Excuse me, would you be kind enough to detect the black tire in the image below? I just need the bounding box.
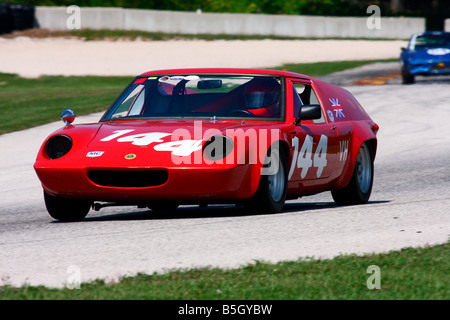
[401,67,415,84]
[44,191,91,222]
[245,146,288,214]
[331,143,374,206]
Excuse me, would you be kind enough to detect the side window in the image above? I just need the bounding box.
[128,87,146,116]
[292,82,325,124]
[309,89,319,104]
[292,83,303,117]
[309,88,324,124]
[111,84,145,118]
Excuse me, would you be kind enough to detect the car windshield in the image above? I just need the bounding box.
[102,75,283,121]
[410,33,450,50]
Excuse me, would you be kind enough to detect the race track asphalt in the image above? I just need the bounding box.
[0,36,448,287]
[1,76,449,288]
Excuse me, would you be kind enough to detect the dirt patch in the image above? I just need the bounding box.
[0,28,78,39]
[353,70,401,85]
[0,31,407,78]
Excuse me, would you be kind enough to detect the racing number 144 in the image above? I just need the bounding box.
[288,134,328,180]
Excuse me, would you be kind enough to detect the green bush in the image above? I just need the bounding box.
[5,0,393,16]
[7,0,448,29]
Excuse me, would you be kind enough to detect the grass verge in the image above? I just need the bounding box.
[70,29,403,41]
[1,242,448,299]
[268,59,397,76]
[0,59,396,135]
[0,74,132,134]
[2,28,405,41]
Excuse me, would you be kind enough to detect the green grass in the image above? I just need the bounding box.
[269,59,397,76]
[71,29,306,41]
[3,28,404,41]
[69,29,403,41]
[1,242,448,299]
[0,74,132,134]
[0,58,396,134]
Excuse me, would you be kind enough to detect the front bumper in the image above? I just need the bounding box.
[408,61,450,76]
[34,163,260,203]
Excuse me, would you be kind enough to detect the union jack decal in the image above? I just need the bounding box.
[334,108,345,118]
[329,98,340,107]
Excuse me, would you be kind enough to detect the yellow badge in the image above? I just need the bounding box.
[125,154,136,160]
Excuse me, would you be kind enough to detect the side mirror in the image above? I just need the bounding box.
[401,47,406,52]
[61,108,76,126]
[294,104,322,125]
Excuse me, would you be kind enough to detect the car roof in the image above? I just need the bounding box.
[414,31,450,37]
[139,68,313,81]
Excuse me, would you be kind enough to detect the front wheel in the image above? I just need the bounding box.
[401,67,415,84]
[44,191,91,222]
[245,147,288,214]
[331,143,374,205]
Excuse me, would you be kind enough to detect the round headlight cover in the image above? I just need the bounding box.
[203,135,234,161]
[46,134,73,159]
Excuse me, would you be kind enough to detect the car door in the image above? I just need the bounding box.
[287,80,339,188]
[311,80,355,183]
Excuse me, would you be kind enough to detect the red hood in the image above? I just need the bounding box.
[89,119,280,146]
[82,119,282,167]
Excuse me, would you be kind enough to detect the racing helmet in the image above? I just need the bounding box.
[244,78,281,117]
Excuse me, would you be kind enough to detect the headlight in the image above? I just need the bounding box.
[46,134,73,159]
[203,135,234,161]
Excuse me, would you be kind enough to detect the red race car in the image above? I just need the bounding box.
[34,68,379,221]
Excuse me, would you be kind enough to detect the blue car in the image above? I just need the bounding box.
[400,31,450,84]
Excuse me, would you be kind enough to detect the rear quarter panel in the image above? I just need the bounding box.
[311,79,378,189]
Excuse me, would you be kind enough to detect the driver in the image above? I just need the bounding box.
[243,78,281,117]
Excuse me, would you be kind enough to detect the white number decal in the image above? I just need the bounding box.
[288,134,328,180]
[314,135,328,177]
[297,135,313,179]
[117,132,171,146]
[99,130,201,156]
[339,140,349,162]
[101,130,170,146]
[100,129,134,141]
[154,140,203,156]
[288,137,299,180]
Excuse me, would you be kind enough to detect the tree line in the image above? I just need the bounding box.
[7,0,449,30]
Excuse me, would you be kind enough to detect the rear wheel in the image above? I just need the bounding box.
[245,147,287,214]
[44,191,91,222]
[331,143,373,205]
